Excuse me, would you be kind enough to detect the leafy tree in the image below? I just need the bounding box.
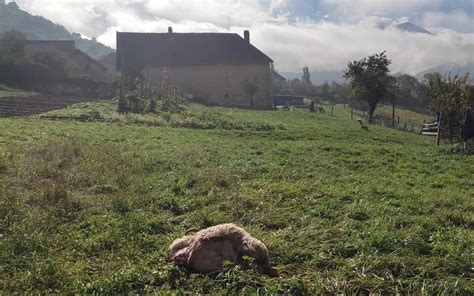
[424,73,473,141]
[320,81,329,97]
[394,74,427,108]
[27,46,68,76]
[330,82,351,103]
[0,29,26,63]
[286,79,318,97]
[344,51,396,123]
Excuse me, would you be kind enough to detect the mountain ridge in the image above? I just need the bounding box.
[395,22,433,35]
[415,63,474,80]
[0,2,114,59]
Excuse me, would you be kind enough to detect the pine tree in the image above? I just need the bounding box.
[149,98,157,113]
[302,67,311,85]
[128,94,141,114]
[117,95,128,114]
[117,81,129,114]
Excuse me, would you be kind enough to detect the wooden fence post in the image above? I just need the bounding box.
[392,104,395,129]
[351,108,354,121]
[436,113,442,146]
[397,116,400,130]
[331,105,334,116]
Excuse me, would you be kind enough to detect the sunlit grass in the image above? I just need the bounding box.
[0,103,472,294]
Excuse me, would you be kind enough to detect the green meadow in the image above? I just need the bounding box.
[0,84,34,98]
[0,101,472,294]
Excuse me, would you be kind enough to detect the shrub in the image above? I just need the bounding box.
[425,73,473,142]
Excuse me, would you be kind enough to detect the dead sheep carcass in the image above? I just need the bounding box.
[169,223,271,274]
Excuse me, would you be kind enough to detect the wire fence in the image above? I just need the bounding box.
[295,101,434,134]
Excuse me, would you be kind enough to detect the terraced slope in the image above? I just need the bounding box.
[0,96,104,117]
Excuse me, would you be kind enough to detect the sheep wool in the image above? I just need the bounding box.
[169,223,270,274]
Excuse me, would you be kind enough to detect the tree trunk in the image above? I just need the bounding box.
[368,104,377,123]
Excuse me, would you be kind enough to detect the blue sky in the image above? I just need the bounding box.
[11,0,474,73]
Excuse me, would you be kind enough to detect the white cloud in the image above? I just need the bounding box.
[143,0,271,28]
[423,10,474,33]
[269,0,289,13]
[251,19,474,74]
[10,0,474,75]
[321,0,443,20]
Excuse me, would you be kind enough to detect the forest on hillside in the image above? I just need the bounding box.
[0,1,114,59]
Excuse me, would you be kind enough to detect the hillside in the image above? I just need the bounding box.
[416,63,474,81]
[0,2,114,59]
[0,102,472,294]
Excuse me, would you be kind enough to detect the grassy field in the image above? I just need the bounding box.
[0,90,35,97]
[374,105,432,124]
[0,84,35,98]
[0,101,472,294]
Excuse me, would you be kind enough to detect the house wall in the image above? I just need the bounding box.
[142,63,273,109]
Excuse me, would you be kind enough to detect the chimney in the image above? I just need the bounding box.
[168,27,173,33]
[244,30,250,43]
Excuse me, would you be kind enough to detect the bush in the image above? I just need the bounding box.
[425,73,474,142]
[0,62,59,90]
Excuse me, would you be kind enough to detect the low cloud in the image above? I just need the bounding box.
[320,0,444,22]
[422,10,474,33]
[10,0,474,74]
[252,19,474,74]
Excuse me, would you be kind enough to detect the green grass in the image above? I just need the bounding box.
[0,101,472,294]
[375,105,432,124]
[38,101,276,131]
[0,84,35,98]
[0,90,35,97]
